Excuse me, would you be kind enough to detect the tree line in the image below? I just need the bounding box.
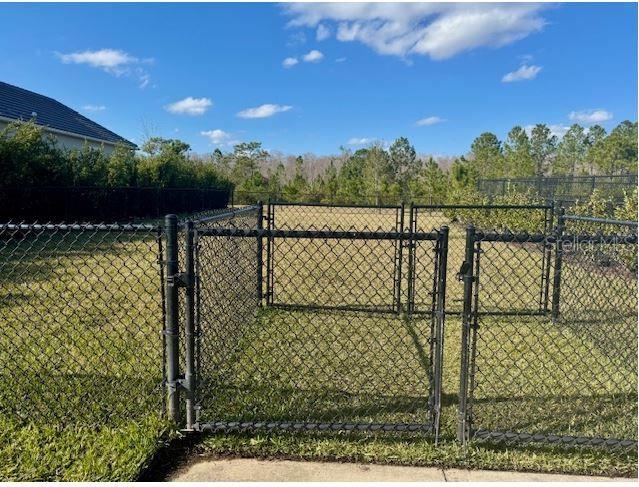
[0,121,231,191]
[1,119,636,206]
[467,121,637,180]
[214,120,637,204]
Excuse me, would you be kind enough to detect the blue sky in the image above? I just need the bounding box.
[0,2,636,156]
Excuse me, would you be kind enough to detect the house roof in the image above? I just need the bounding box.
[0,80,135,148]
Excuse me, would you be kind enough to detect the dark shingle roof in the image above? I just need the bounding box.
[0,81,135,148]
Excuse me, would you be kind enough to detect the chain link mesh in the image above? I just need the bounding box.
[413,205,552,314]
[0,222,165,427]
[464,224,638,448]
[193,205,444,433]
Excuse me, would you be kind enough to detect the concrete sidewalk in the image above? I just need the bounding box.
[170,458,632,482]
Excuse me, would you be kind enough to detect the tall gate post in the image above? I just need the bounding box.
[265,200,273,306]
[184,220,197,430]
[394,203,405,313]
[256,201,264,306]
[457,225,476,443]
[541,201,555,313]
[551,206,566,322]
[433,225,449,442]
[164,214,181,423]
[406,204,416,316]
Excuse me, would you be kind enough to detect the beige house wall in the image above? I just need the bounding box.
[0,119,119,155]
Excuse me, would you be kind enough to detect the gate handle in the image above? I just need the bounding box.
[457,261,471,281]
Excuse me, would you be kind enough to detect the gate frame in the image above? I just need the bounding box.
[457,223,639,448]
[182,219,449,437]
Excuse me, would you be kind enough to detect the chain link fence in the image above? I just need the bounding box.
[458,220,638,448]
[0,222,165,427]
[477,175,637,203]
[1,201,636,452]
[190,204,448,435]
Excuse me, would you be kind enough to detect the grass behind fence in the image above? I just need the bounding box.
[195,207,637,477]
[0,227,168,480]
[0,206,636,479]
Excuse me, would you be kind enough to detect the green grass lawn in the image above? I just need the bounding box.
[0,227,169,480]
[193,209,637,477]
[0,208,636,480]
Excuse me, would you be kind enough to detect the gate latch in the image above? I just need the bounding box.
[167,272,191,288]
[457,261,471,281]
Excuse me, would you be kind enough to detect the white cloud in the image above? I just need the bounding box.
[283,4,546,60]
[316,23,331,41]
[416,116,445,126]
[502,64,542,82]
[165,97,212,116]
[347,137,374,146]
[568,109,613,124]
[335,57,347,63]
[282,57,299,68]
[57,49,137,74]
[201,129,238,146]
[302,49,324,62]
[57,48,152,88]
[82,104,106,112]
[237,104,292,119]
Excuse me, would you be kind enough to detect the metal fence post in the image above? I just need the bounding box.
[394,203,405,313]
[541,201,555,313]
[551,206,566,322]
[406,204,416,316]
[457,225,475,443]
[265,199,273,306]
[433,225,449,442]
[164,214,180,424]
[256,201,264,306]
[184,220,196,430]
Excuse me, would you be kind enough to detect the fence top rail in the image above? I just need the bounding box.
[0,222,160,232]
[474,230,638,244]
[414,203,552,210]
[196,227,441,241]
[563,214,639,227]
[189,205,259,224]
[269,201,401,210]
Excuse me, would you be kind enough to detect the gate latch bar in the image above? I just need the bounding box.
[167,272,191,288]
[457,261,471,281]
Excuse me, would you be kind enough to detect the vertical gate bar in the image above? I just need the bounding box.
[395,203,405,313]
[467,239,482,433]
[542,202,555,313]
[164,214,180,424]
[269,204,276,305]
[194,222,202,425]
[538,208,548,311]
[457,225,476,443]
[184,220,196,430]
[157,226,167,415]
[433,225,449,442]
[256,201,264,306]
[551,206,565,322]
[406,204,416,316]
[265,200,273,306]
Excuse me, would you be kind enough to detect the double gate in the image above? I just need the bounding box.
[163,202,637,449]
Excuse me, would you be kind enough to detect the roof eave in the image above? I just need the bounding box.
[0,115,137,150]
